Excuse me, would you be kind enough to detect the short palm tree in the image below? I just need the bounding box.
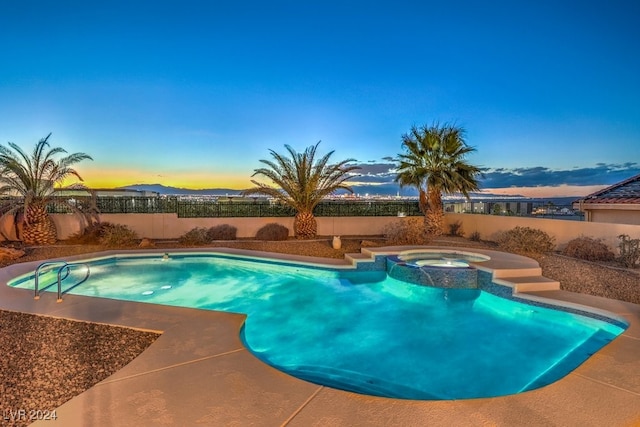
[393,123,482,235]
[243,143,360,239]
[0,134,93,244]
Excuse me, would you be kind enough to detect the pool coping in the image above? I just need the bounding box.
[1,246,639,426]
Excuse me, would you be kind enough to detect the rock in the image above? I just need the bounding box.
[139,238,155,248]
[0,247,25,261]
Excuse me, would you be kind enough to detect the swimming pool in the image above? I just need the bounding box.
[9,251,627,400]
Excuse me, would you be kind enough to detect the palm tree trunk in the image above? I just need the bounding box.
[425,189,444,235]
[418,188,428,215]
[23,203,58,245]
[294,210,317,239]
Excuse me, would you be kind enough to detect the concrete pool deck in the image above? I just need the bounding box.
[1,246,639,426]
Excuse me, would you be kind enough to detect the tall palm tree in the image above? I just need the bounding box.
[0,134,93,244]
[393,123,481,235]
[243,142,360,239]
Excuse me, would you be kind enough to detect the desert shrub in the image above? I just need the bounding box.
[99,224,139,247]
[207,224,237,241]
[617,234,640,268]
[562,236,615,262]
[448,221,464,237]
[255,223,289,241]
[383,217,432,245]
[179,227,211,245]
[66,222,124,245]
[469,231,481,242]
[66,222,106,244]
[495,226,555,255]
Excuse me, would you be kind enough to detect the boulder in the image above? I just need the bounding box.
[0,247,26,261]
[139,238,156,248]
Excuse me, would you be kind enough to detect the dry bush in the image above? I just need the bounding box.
[469,231,482,242]
[207,224,237,240]
[618,234,640,268]
[563,236,615,262]
[255,223,289,241]
[66,222,128,245]
[448,220,464,237]
[179,227,211,245]
[383,217,432,245]
[496,226,555,255]
[99,224,139,247]
[66,222,109,244]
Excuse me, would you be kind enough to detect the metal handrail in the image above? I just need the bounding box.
[56,263,91,302]
[34,261,69,300]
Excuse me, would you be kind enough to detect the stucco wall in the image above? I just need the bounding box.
[444,213,640,250]
[30,214,402,240]
[3,212,639,250]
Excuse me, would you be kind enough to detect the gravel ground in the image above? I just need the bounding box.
[0,311,158,427]
[537,253,640,304]
[1,237,638,425]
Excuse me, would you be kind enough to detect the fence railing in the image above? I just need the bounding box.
[2,196,583,221]
[36,196,423,218]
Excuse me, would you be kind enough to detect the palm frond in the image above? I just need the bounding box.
[393,122,482,202]
[0,134,93,224]
[242,142,360,212]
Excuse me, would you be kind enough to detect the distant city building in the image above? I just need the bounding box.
[54,188,160,197]
[444,200,533,215]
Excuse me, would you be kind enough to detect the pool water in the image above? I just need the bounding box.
[10,254,626,400]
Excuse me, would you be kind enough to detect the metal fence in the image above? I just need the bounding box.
[176,199,422,218]
[176,200,297,218]
[37,196,423,218]
[44,196,178,214]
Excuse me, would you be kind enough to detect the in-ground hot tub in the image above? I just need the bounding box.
[386,249,490,289]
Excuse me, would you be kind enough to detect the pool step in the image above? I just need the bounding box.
[493,276,560,292]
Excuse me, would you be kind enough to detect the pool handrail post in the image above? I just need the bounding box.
[34,261,68,300]
[56,263,91,303]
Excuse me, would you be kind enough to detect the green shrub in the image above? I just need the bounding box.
[207,224,237,241]
[383,217,432,245]
[617,234,640,268]
[448,221,464,237]
[562,236,615,262]
[179,227,211,245]
[496,226,555,255]
[255,223,289,241]
[99,224,139,247]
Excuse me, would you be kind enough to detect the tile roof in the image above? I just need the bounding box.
[578,173,640,205]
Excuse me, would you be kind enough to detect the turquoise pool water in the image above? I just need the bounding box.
[10,253,626,400]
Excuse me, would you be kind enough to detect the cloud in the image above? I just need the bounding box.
[480,163,640,188]
[344,161,640,196]
[349,162,397,176]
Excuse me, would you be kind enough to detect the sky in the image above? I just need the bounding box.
[1,0,639,198]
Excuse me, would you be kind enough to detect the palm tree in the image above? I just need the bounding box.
[0,134,93,244]
[243,142,360,239]
[393,123,481,235]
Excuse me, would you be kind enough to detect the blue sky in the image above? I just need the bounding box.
[1,0,639,197]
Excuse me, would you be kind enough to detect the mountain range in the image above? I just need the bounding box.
[118,184,245,196]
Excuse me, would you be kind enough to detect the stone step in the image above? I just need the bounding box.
[491,267,543,279]
[493,276,560,292]
[344,252,374,265]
